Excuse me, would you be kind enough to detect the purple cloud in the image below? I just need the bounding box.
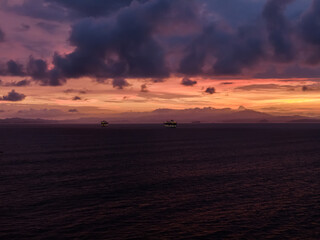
[112,78,129,89]
[2,0,320,84]
[0,90,26,101]
[181,77,197,86]
[72,96,81,100]
[205,87,216,94]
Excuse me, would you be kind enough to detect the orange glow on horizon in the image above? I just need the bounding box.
[1,76,320,119]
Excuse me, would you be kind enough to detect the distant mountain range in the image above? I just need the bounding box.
[1,107,320,124]
[0,118,58,124]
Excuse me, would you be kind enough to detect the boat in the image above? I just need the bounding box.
[164,120,177,128]
[101,120,109,127]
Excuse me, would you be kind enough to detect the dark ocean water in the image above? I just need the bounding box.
[0,124,319,239]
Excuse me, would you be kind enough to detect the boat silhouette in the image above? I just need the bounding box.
[164,120,177,128]
[101,120,109,127]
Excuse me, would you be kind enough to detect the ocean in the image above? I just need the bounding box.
[0,124,319,239]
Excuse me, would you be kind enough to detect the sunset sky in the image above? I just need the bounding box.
[1,0,320,120]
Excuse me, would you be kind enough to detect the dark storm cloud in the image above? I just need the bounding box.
[0,61,26,77]
[48,0,148,17]
[2,0,152,21]
[178,0,317,77]
[26,56,65,86]
[6,60,25,76]
[0,60,28,77]
[179,24,264,76]
[49,0,179,83]
[262,0,295,62]
[1,0,69,21]
[0,90,26,101]
[300,0,320,46]
[112,78,129,89]
[205,87,215,94]
[201,0,267,27]
[0,27,4,42]
[68,109,78,112]
[211,26,265,76]
[178,36,206,76]
[26,57,48,80]
[181,77,197,86]
[299,0,320,64]
[3,0,320,84]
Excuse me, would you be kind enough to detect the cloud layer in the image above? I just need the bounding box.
[1,0,320,86]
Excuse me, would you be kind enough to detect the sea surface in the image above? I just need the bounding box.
[0,124,319,239]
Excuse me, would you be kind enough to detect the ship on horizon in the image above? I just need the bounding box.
[101,120,109,127]
[164,120,177,128]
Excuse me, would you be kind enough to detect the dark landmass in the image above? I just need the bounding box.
[0,118,58,124]
[288,119,320,123]
[1,108,320,124]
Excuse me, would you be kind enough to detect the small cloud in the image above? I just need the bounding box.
[205,87,216,94]
[221,82,233,85]
[72,96,81,100]
[140,84,148,92]
[112,78,129,89]
[152,78,165,83]
[0,79,30,87]
[301,84,320,92]
[0,90,26,101]
[181,77,197,86]
[68,109,78,113]
[236,84,295,91]
[64,89,87,94]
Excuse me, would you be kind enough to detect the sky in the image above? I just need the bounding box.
[1,0,320,120]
